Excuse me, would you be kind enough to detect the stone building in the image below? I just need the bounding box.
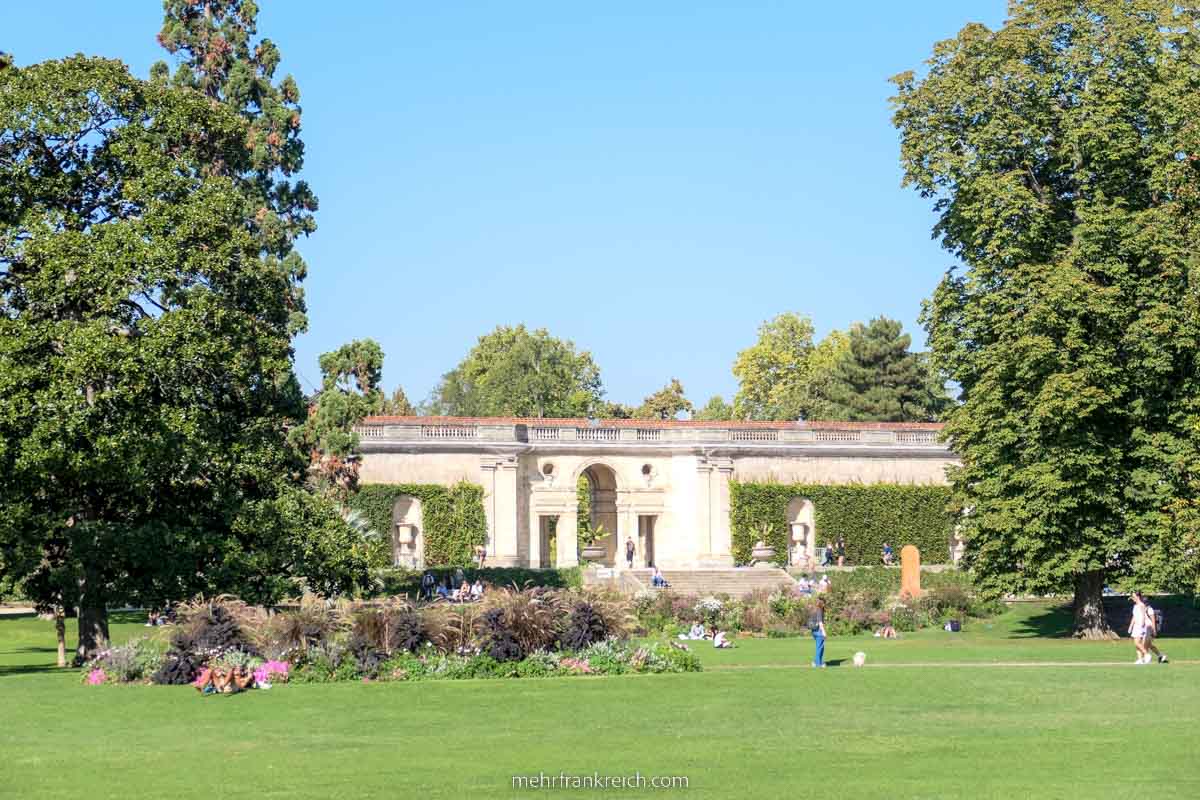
[356,416,956,570]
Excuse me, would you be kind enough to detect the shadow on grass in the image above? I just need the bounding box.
[1010,603,1076,639]
[0,663,67,677]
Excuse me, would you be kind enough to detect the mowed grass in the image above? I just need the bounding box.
[2,604,1198,800]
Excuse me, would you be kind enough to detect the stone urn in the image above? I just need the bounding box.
[751,540,776,567]
[580,544,608,562]
[396,525,414,546]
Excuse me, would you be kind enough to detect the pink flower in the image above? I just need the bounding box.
[86,668,106,685]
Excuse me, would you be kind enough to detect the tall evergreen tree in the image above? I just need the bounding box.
[894,0,1200,636]
[0,58,364,661]
[818,317,943,422]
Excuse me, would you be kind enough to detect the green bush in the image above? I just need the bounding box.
[348,482,488,567]
[730,482,954,566]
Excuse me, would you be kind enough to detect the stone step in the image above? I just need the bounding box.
[627,568,796,598]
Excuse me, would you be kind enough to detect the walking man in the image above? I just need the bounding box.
[625,537,636,569]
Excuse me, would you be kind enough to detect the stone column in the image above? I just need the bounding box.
[711,458,735,566]
[528,513,542,569]
[695,458,713,563]
[480,456,521,567]
[556,508,578,568]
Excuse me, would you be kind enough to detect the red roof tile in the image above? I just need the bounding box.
[359,415,943,431]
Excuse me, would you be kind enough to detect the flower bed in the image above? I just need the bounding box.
[81,588,700,689]
[632,568,999,638]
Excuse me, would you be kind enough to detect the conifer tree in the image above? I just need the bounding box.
[818,318,941,422]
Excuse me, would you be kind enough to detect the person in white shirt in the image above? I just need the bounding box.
[1128,592,1150,664]
[1135,591,1167,664]
[470,579,484,600]
[712,629,733,649]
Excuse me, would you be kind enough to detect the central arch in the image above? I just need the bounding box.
[578,463,619,566]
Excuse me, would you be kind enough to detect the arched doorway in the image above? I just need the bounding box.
[392,495,424,568]
[578,463,619,566]
[786,497,815,568]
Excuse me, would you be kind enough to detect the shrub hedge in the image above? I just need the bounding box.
[729,482,954,566]
[349,482,488,567]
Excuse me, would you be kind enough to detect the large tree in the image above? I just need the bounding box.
[635,378,693,420]
[427,325,604,418]
[893,0,1200,636]
[0,57,365,660]
[693,395,734,421]
[817,317,947,422]
[732,312,816,420]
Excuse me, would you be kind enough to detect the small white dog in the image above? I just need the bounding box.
[852,651,867,667]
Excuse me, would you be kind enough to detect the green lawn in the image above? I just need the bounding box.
[2,604,1198,800]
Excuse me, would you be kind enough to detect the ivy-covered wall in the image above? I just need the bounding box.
[729,482,954,566]
[349,482,488,568]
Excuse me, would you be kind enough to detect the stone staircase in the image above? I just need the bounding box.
[627,568,796,598]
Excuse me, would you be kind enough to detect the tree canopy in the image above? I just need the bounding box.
[0,56,364,659]
[816,317,947,422]
[291,339,385,494]
[635,378,693,420]
[732,312,816,420]
[893,0,1200,635]
[693,395,734,421]
[427,325,604,418]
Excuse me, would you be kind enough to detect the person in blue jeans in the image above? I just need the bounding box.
[809,598,827,667]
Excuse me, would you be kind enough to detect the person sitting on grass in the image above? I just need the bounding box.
[712,627,734,649]
[435,579,451,601]
[874,625,898,639]
[817,575,831,593]
[470,579,484,601]
[881,542,894,566]
[677,622,707,641]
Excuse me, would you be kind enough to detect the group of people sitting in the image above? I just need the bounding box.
[420,571,485,603]
[194,664,254,695]
[794,574,831,595]
[144,606,177,627]
[678,622,734,649]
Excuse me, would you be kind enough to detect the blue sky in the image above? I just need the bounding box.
[6,1,1005,407]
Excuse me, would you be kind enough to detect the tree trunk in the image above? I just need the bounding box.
[74,562,109,664]
[1072,570,1116,640]
[55,607,67,668]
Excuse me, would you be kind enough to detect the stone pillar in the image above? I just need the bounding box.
[528,513,542,569]
[695,459,713,563]
[711,458,735,566]
[480,456,521,567]
[557,508,578,568]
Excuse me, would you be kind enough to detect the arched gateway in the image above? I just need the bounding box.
[355,416,955,570]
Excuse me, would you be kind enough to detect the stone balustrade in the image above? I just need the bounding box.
[353,416,950,454]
